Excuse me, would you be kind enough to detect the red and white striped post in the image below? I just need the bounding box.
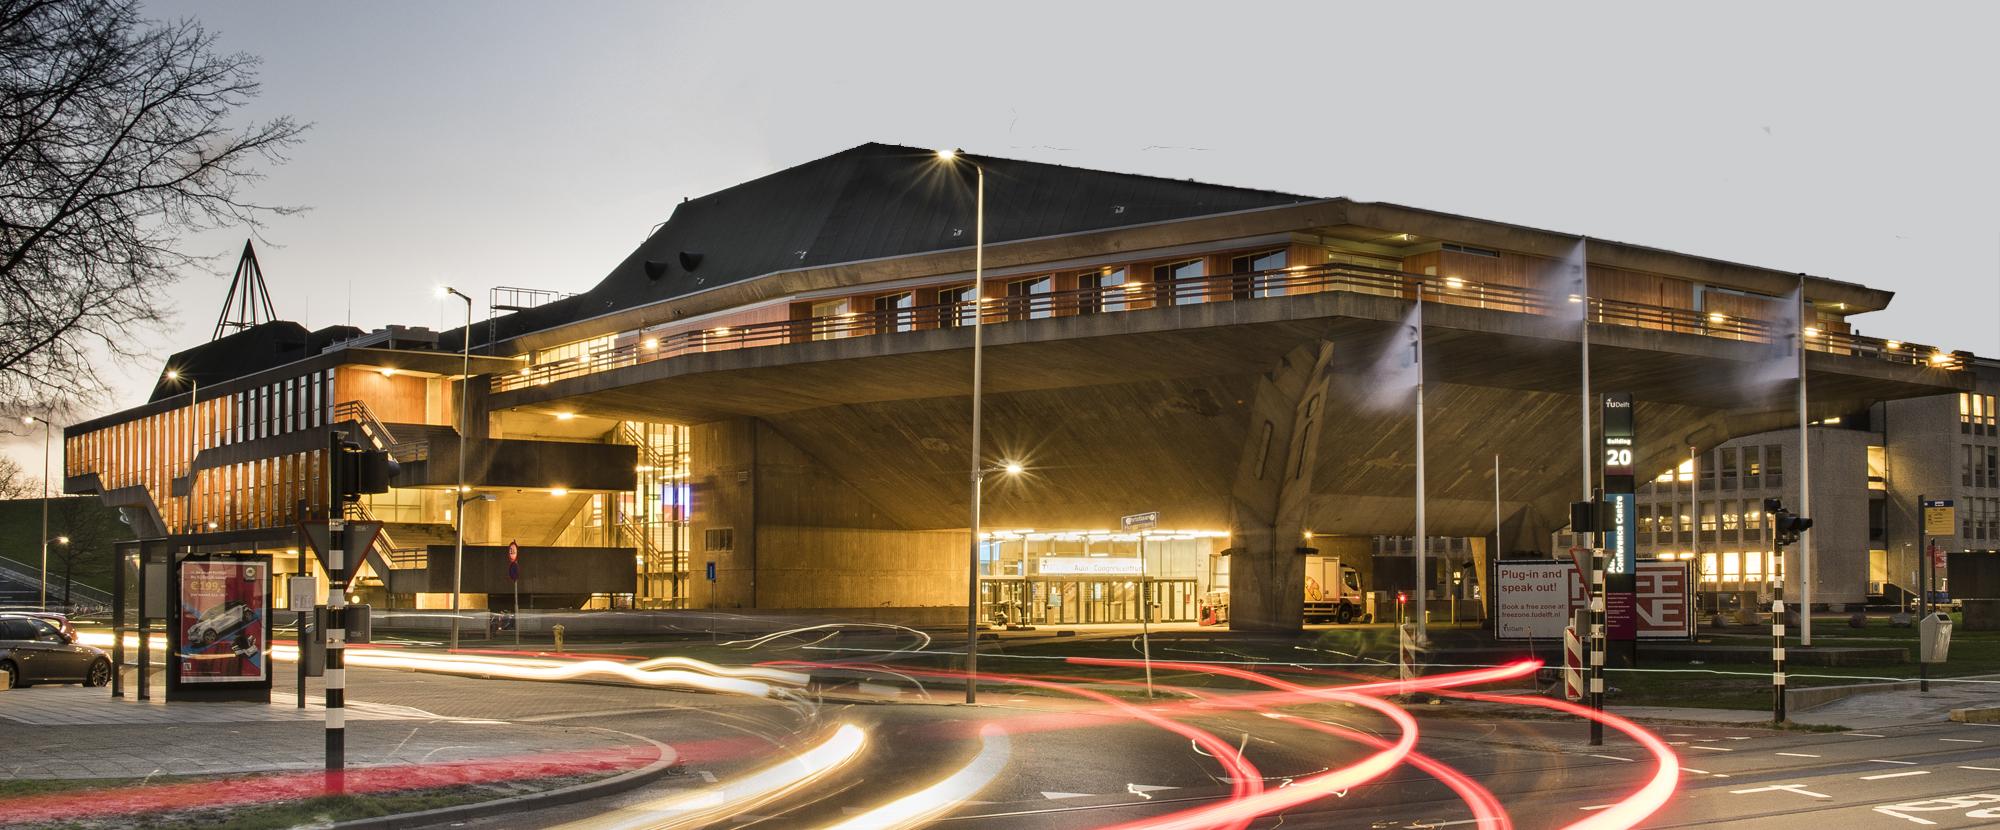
[1563,622,1584,702]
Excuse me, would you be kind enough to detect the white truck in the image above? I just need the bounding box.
[1303,555,1368,624]
[1200,555,1369,625]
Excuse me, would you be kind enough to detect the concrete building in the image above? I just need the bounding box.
[64,143,1977,628]
[1556,357,2000,613]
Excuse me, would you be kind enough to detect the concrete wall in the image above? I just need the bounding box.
[686,418,964,611]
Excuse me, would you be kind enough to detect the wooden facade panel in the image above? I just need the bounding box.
[337,367,430,424]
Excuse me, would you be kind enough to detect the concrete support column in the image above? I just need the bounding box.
[1228,341,1334,632]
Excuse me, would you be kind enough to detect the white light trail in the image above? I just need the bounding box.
[817,725,1010,830]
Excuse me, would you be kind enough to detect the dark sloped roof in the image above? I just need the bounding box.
[477,142,1315,345]
[148,321,362,401]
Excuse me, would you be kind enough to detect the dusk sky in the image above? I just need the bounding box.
[8,1,1999,476]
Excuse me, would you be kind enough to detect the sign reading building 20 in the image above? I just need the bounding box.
[1494,560,1693,641]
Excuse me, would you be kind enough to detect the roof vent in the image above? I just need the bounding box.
[678,251,703,272]
[643,260,669,280]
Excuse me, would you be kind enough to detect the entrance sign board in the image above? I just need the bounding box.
[1040,557,1145,576]
[1495,560,1693,641]
[1121,512,1160,532]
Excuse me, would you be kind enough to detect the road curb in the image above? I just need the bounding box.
[1951,707,2000,724]
[330,729,679,830]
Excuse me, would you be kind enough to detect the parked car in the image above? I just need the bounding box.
[14,611,76,641]
[0,613,111,688]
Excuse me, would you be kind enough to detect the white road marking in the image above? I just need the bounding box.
[1860,770,1933,781]
[1689,745,1734,752]
[1849,733,1887,738]
[1679,767,1712,774]
[1729,783,1831,799]
[1776,752,1821,758]
[1961,766,2000,772]
[699,770,717,783]
[1869,759,1919,765]
[1127,784,1175,799]
[1941,738,1985,744]
[1041,791,1092,800]
[1589,754,1634,763]
[1724,736,1753,741]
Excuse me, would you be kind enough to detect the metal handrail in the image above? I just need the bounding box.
[493,262,1967,393]
[332,400,431,462]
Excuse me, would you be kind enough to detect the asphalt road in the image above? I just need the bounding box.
[332,666,2000,829]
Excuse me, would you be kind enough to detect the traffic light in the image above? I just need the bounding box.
[330,432,397,503]
[1763,497,1813,546]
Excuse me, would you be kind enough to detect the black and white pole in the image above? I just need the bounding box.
[326,518,347,787]
[1772,539,1787,724]
[1589,545,1606,746]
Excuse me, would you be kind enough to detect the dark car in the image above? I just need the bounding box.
[0,613,111,688]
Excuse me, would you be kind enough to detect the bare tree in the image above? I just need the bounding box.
[49,494,115,608]
[0,0,305,411]
[0,454,37,499]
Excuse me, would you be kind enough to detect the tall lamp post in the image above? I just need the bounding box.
[22,415,58,609]
[163,370,199,536]
[439,287,474,651]
[937,148,991,704]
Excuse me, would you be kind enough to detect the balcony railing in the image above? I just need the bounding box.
[493,262,1967,393]
[332,400,430,462]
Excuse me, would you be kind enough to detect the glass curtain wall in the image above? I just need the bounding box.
[618,421,691,608]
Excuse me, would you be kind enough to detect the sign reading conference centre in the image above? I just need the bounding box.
[1494,560,1693,641]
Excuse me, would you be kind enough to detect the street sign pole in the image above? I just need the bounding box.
[1122,512,1159,699]
[509,540,521,646]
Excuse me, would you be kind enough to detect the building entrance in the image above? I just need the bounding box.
[980,578,1198,625]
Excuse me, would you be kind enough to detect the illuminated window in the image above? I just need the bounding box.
[810,298,854,340]
[1868,445,1887,491]
[1964,393,1974,434]
[1700,552,1718,583]
[1742,446,1761,489]
[1745,551,1763,580]
[1676,459,1694,483]
[1722,552,1741,582]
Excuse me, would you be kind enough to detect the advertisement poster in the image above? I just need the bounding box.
[1494,560,1693,641]
[177,559,268,683]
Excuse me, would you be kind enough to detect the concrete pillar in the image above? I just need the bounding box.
[1228,342,1335,632]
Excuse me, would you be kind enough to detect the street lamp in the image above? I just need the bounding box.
[964,460,1025,701]
[439,287,474,650]
[937,148,992,703]
[21,415,59,609]
[42,536,69,606]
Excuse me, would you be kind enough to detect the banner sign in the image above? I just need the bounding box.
[177,559,269,683]
[1039,556,1145,576]
[1604,492,1637,577]
[1495,560,1692,641]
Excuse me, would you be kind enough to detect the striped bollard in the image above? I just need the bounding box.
[326,521,347,791]
[1563,623,1584,702]
[1772,597,1787,723]
[1398,622,1415,690]
[1589,549,1606,746]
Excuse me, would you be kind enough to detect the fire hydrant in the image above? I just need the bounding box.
[552,623,566,653]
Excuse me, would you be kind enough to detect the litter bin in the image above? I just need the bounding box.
[1921,612,1953,663]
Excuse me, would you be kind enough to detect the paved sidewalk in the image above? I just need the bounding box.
[0,685,655,781]
[1610,675,2000,729]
